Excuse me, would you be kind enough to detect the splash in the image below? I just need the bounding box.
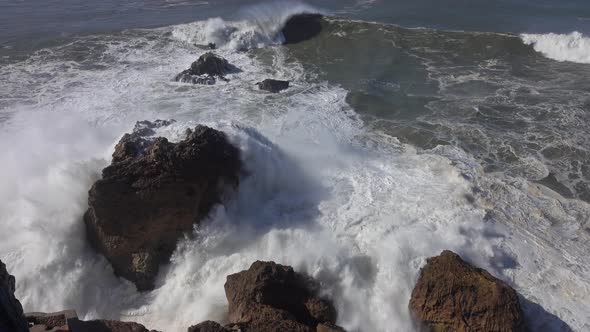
[171,1,322,50]
[521,31,590,64]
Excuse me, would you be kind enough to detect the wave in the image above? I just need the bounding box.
[521,31,590,64]
[171,0,322,50]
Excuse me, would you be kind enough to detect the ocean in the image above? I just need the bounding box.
[0,0,589,331]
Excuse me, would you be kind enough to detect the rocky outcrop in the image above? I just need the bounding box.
[409,250,526,332]
[281,14,323,44]
[27,311,159,332]
[256,79,290,93]
[175,53,235,85]
[224,261,340,331]
[84,120,241,291]
[188,261,345,332]
[0,260,28,332]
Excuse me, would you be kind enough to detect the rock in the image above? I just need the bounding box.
[174,53,234,85]
[317,323,347,332]
[409,250,526,332]
[281,14,323,44]
[187,321,230,332]
[0,260,28,332]
[27,310,77,332]
[256,79,290,93]
[27,310,159,332]
[85,120,241,291]
[224,261,341,331]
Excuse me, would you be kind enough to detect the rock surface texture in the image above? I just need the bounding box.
[27,311,159,332]
[409,250,526,332]
[0,260,29,332]
[224,261,340,331]
[257,79,290,93]
[188,261,345,332]
[281,14,323,44]
[84,120,241,291]
[175,53,234,85]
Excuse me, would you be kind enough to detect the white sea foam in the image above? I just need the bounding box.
[521,31,590,64]
[0,4,589,332]
[171,1,321,50]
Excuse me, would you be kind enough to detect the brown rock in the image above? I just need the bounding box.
[409,250,526,332]
[27,311,159,332]
[85,120,241,291]
[317,323,347,332]
[187,320,230,332]
[224,261,341,330]
[0,260,28,332]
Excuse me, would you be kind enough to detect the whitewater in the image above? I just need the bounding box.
[0,2,589,332]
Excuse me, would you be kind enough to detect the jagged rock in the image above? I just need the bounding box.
[174,53,234,85]
[224,261,341,331]
[84,120,241,291]
[409,250,526,332]
[0,260,28,332]
[28,310,159,332]
[317,323,347,332]
[281,14,323,44]
[256,79,290,93]
[27,310,77,332]
[187,321,230,332]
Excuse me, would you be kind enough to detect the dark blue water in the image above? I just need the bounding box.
[2,0,590,56]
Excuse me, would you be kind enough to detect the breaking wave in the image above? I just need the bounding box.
[521,31,590,64]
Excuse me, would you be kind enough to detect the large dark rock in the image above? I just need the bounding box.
[281,14,323,44]
[0,260,28,332]
[224,261,340,331]
[256,79,290,93]
[409,250,526,332]
[84,120,241,291]
[175,53,234,85]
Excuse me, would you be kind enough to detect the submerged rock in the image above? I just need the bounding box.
[281,14,323,44]
[257,79,290,93]
[84,120,241,291]
[409,250,526,332]
[174,52,234,85]
[0,260,29,332]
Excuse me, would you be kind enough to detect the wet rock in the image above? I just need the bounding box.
[281,14,323,44]
[27,310,159,332]
[409,250,526,332]
[0,260,28,332]
[187,321,231,332]
[84,120,241,291]
[27,310,76,331]
[224,261,341,331]
[317,323,347,332]
[256,79,290,93]
[174,53,234,85]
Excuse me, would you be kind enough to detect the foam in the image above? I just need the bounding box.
[0,6,589,332]
[521,31,590,64]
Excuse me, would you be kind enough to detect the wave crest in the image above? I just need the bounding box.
[521,31,590,64]
[171,1,321,50]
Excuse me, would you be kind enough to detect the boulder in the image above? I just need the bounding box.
[187,321,230,332]
[281,14,323,44]
[256,79,290,93]
[224,261,339,330]
[0,260,29,332]
[27,311,159,332]
[84,120,241,291]
[409,250,526,332]
[175,53,234,85]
